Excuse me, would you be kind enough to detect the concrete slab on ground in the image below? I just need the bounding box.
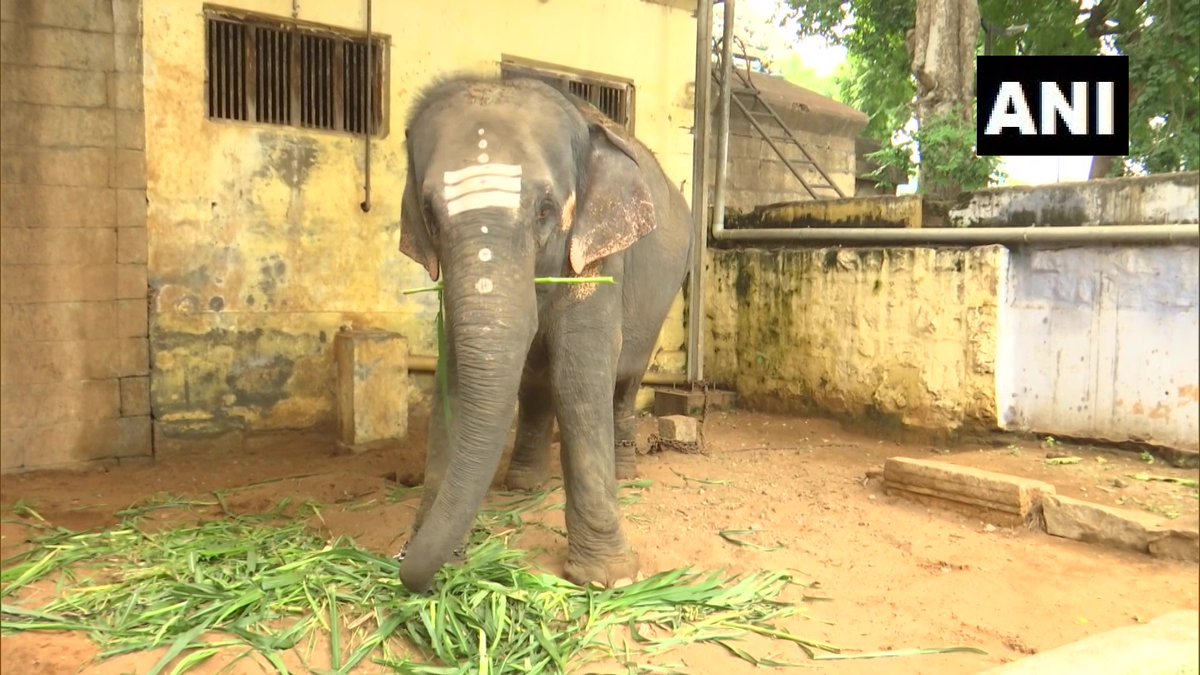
[979,610,1199,675]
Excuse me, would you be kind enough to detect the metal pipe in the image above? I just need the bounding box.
[405,355,689,385]
[711,0,735,238]
[359,0,373,213]
[686,0,713,384]
[710,223,1199,245]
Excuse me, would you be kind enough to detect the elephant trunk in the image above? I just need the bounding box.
[399,227,535,593]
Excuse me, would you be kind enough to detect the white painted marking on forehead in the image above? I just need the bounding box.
[442,163,523,217]
[477,153,489,163]
[475,278,494,294]
[443,163,520,184]
[478,248,493,262]
[478,128,485,135]
[480,226,489,233]
[442,174,521,201]
[478,139,488,149]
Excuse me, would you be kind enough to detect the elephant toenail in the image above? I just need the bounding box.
[614,577,633,588]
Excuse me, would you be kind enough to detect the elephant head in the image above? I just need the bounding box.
[396,77,657,592]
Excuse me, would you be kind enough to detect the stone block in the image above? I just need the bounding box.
[0,24,114,70]
[0,146,112,187]
[112,0,140,35]
[3,415,151,470]
[0,300,115,341]
[0,338,122,383]
[658,414,698,443]
[883,457,1056,527]
[0,184,116,227]
[117,226,146,263]
[113,33,141,74]
[107,71,142,110]
[115,109,144,149]
[978,610,1199,675]
[0,102,116,148]
[118,336,148,375]
[1041,494,1197,557]
[115,188,146,227]
[0,0,115,32]
[119,375,149,416]
[116,263,146,299]
[1148,518,1200,563]
[653,387,736,417]
[0,64,108,107]
[115,297,146,337]
[0,226,115,264]
[0,378,119,428]
[335,329,409,450]
[0,263,116,302]
[110,149,145,188]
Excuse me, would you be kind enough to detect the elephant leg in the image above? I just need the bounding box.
[504,377,555,491]
[552,336,639,588]
[613,376,641,480]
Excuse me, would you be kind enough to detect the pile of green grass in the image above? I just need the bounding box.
[0,494,837,675]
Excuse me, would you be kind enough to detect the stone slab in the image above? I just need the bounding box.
[883,457,1056,527]
[658,415,699,443]
[1043,494,1200,561]
[979,610,1199,675]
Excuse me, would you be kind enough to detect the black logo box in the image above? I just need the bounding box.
[976,55,1129,157]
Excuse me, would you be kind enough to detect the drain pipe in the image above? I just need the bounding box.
[711,0,735,241]
[359,0,373,213]
[710,223,1199,245]
[685,0,713,383]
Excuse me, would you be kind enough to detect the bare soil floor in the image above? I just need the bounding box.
[1,410,1197,675]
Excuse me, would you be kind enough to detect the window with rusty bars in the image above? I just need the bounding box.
[205,10,387,136]
[500,61,635,133]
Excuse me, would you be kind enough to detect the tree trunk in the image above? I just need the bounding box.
[907,0,981,199]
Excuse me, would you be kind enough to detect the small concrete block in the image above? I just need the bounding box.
[334,329,408,450]
[883,457,1056,527]
[1042,494,1164,554]
[978,610,1199,675]
[658,415,698,443]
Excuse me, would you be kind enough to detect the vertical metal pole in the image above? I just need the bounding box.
[360,0,373,213]
[711,0,735,237]
[686,0,713,384]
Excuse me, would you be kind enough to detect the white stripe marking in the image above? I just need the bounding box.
[445,190,521,216]
[442,174,521,201]
[443,163,521,185]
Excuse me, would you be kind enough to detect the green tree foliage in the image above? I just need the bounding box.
[786,0,1199,175]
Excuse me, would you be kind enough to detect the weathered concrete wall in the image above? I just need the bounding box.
[143,0,695,442]
[714,76,867,212]
[706,246,1006,432]
[998,246,1200,451]
[1,0,150,471]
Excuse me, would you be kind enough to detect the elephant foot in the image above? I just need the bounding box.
[504,466,550,492]
[563,548,640,589]
[614,458,639,480]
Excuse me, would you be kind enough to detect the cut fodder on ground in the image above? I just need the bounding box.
[1,506,845,674]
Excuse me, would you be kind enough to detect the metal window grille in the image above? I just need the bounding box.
[204,8,387,136]
[500,61,634,132]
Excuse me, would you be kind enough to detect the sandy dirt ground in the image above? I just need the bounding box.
[1,409,1197,674]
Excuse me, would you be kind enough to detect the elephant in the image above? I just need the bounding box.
[395,74,694,593]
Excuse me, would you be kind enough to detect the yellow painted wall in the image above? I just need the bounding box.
[705,245,1007,434]
[142,0,697,437]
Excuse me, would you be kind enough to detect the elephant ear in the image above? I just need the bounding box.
[398,143,441,282]
[568,123,657,275]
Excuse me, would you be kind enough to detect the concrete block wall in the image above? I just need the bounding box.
[1,0,150,471]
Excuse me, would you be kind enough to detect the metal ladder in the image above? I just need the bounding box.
[711,37,845,200]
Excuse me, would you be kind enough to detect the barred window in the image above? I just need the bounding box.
[500,58,635,132]
[204,7,388,136]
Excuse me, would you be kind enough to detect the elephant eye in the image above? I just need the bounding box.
[537,197,557,225]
